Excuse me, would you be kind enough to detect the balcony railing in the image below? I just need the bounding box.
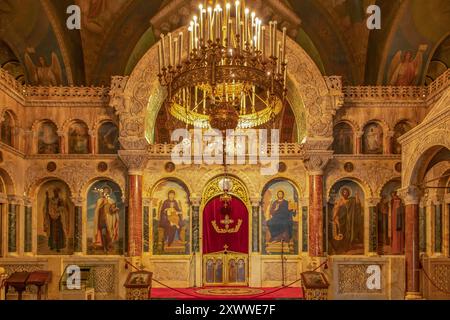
[148,142,304,157]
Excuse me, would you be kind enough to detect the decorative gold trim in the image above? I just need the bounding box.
[202,175,249,205]
[203,250,248,286]
[211,218,243,234]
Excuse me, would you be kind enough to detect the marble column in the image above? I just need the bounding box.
[402,186,422,299]
[7,200,18,254]
[308,174,324,256]
[190,196,201,253]
[385,131,394,154]
[128,173,143,257]
[143,199,151,253]
[71,197,83,254]
[0,195,6,256]
[434,202,443,254]
[119,152,148,258]
[301,204,308,253]
[419,200,427,254]
[355,131,363,154]
[250,197,261,253]
[367,198,380,255]
[23,198,32,254]
[304,153,331,257]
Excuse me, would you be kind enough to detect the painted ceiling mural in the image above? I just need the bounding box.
[0,0,448,86]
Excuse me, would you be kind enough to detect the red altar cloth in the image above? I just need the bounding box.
[202,196,249,254]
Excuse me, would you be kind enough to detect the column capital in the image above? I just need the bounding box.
[142,197,152,207]
[445,193,450,203]
[190,195,202,207]
[22,197,34,207]
[7,195,23,205]
[303,152,333,175]
[71,196,85,207]
[0,193,8,204]
[366,197,381,207]
[399,186,421,205]
[119,150,149,175]
[386,130,395,138]
[250,196,261,207]
[356,130,364,138]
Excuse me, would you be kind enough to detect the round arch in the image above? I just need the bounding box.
[404,143,450,188]
[0,167,15,194]
[201,174,250,207]
[81,176,126,202]
[27,176,76,199]
[326,176,372,201]
[149,177,191,200]
[261,177,302,199]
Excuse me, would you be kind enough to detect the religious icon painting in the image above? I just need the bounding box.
[68,121,90,154]
[152,180,190,255]
[378,179,405,255]
[87,180,125,255]
[37,180,74,255]
[97,122,120,154]
[328,180,365,255]
[333,122,354,154]
[261,179,299,255]
[0,111,14,147]
[38,121,60,154]
[362,122,383,154]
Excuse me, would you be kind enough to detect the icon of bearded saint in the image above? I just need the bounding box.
[93,186,119,253]
[331,187,363,254]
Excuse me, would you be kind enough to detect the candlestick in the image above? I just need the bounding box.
[158,42,162,74]
[269,22,273,57]
[174,38,178,66]
[199,5,204,41]
[235,1,240,35]
[178,32,183,65]
[261,26,266,59]
[244,8,249,44]
[208,7,213,42]
[282,27,287,64]
[273,21,277,59]
[168,33,173,67]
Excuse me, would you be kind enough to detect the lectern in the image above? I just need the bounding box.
[5,272,29,300]
[124,271,152,300]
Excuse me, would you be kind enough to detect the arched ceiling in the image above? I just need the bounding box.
[0,0,448,86]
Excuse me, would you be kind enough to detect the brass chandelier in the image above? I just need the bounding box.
[157,1,288,131]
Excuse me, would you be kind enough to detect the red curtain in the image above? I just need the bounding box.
[202,196,249,254]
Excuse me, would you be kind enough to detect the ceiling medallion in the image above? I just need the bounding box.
[157,1,288,131]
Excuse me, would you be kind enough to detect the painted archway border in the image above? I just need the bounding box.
[400,91,450,187]
[109,27,341,150]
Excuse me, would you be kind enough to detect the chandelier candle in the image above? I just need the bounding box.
[157,1,288,131]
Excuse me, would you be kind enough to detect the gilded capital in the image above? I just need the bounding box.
[119,150,149,174]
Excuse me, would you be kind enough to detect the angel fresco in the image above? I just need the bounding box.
[388,45,428,86]
[24,51,63,86]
